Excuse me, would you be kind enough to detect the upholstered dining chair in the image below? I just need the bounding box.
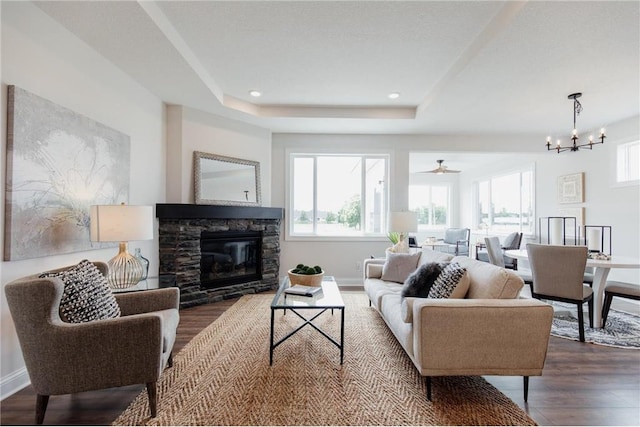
[526,244,593,342]
[436,228,470,256]
[4,261,180,424]
[477,232,522,269]
[484,236,506,267]
[485,237,533,290]
[601,281,640,328]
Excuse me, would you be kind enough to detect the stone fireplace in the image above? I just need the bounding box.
[156,204,283,308]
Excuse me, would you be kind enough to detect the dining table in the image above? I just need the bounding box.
[505,249,640,328]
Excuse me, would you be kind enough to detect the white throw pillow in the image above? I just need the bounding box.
[381,252,421,283]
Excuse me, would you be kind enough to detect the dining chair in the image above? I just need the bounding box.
[484,237,505,267]
[526,243,593,342]
[485,237,533,290]
[601,281,640,328]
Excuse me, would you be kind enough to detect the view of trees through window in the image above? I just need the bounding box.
[408,185,449,229]
[474,168,534,233]
[291,154,388,236]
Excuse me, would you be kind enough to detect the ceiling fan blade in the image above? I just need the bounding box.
[417,160,461,174]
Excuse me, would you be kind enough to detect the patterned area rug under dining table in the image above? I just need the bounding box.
[113,292,536,426]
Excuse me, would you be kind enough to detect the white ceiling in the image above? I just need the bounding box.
[33,1,639,138]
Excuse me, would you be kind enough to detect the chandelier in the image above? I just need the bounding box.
[546,93,606,153]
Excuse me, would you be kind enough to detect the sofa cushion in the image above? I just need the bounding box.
[364,278,402,310]
[381,252,421,283]
[428,262,470,299]
[40,259,121,323]
[401,262,446,298]
[418,249,454,266]
[452,256,523,299]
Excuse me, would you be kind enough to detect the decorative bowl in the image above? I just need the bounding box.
[287,269,324,286]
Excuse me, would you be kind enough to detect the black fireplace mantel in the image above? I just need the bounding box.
[156,203,283,220]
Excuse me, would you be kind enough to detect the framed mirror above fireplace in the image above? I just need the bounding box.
[194,151,262,206]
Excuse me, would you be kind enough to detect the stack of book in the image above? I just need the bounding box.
[284,285,323,297]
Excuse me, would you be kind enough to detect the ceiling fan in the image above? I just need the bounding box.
[421,159,461,175]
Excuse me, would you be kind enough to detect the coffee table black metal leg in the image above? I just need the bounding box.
[340,307,345,364]
[269,307,275,365]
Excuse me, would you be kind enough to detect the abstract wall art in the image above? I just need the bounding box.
[4,85,130,261]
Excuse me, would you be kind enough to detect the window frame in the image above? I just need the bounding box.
[408,183,452,231]
[286,151,391,241]
[615,140,640,186]
[472,164,536,236]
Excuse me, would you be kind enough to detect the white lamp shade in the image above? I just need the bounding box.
[90,205,153,242]
[389,211,418,233]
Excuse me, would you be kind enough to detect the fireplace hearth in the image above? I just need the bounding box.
[157,204,283,307]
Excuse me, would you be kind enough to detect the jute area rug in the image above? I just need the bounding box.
[113,292,536,426]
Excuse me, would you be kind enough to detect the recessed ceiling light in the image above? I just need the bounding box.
[388,92,400,99]
[249,90,262,97]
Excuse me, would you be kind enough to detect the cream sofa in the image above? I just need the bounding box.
[363,249,553,401]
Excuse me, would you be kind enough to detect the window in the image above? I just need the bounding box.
[408,184,450,230]
[474,167,534,234]
[290,154,388,237]
[616,141,640,183]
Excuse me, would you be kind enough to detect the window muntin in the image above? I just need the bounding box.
[290,154,388,237]
[409,184,450,230]
[474,168,534,234]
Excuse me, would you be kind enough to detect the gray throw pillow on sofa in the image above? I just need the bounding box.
[381,252,421,283]
[40,259,121,323]
[401,262,447,298]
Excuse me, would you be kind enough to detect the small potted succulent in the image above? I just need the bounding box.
[288,263,324,286]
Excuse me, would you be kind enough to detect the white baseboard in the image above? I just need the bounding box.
[613,298,640,316]
[0,367,30,401]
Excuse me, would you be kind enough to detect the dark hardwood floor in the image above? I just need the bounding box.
[2,290,639,426]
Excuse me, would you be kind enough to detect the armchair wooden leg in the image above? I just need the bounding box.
[523,376,529,402]
[425,377,432,401]
[146,382,158,417]
[35,394,49,425]
[588,298,594,328]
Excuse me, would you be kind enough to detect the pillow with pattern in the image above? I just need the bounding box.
[427,262,470,299]
[40,259,121,323]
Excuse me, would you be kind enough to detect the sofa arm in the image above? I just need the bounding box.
[412,298,553,377]
[115,287,180,316]
[363,258,385,280]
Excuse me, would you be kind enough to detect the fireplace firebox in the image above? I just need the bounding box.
[200,231,262,289]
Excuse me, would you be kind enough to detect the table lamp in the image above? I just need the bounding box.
[90,203,153,289]
[389,211,418,243]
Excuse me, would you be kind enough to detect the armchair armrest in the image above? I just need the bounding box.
[115,287,179,316]
[412,298,553,376]
[29,314,164,395]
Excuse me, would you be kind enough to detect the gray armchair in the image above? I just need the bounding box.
[436,228,470,256]
[4,262,180,424]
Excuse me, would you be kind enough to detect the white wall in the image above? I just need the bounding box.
[0,2,166,398]
[272,133,542,283]
[165,106,272,205]
[273,121,639,287]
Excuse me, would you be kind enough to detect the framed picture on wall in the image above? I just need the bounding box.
[4,85,130,261]
[557,172,584,204]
